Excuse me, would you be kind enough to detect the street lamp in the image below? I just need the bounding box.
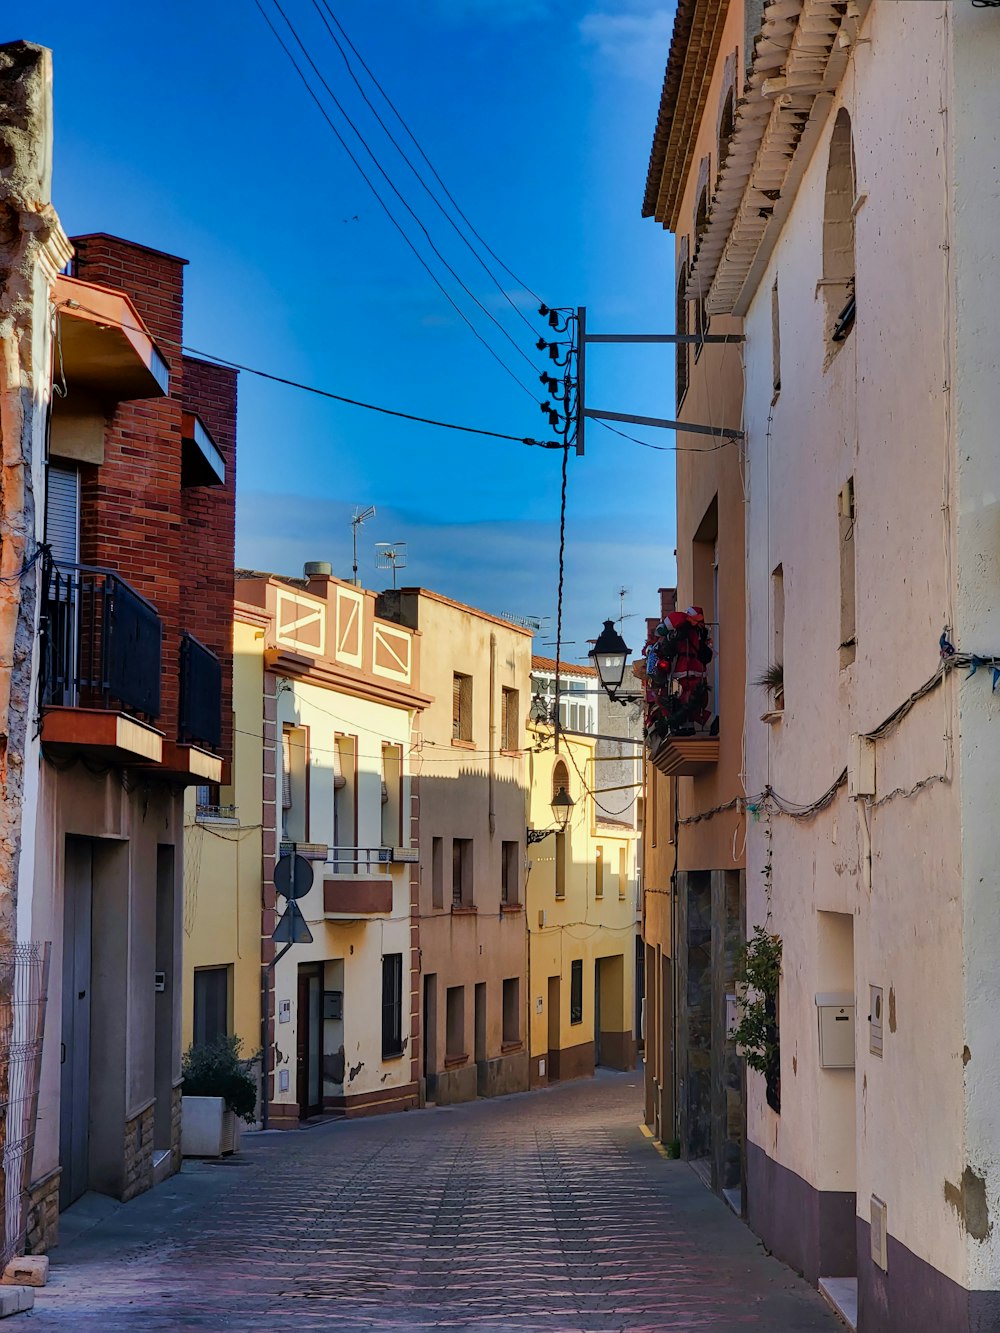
[590,619,631,700]
[527,782,576,844]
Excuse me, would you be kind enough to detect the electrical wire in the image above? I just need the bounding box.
[53,300,556,449]
[255,0,543,403]
[311,0,543,338]
[318,3,542,306]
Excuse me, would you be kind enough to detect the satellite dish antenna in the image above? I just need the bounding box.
[375,541,408,589]
[351,505,376,586]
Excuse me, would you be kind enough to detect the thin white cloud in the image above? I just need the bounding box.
[579,8,674,84]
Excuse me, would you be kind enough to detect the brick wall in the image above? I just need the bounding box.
[182,356,237,766]
[70,235,235,762]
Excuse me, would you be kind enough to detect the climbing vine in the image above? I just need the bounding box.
[732,925,782,1113]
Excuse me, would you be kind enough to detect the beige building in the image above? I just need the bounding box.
[525,694,638,1089]
[646,0,1000,1328]
[376,589,532,1105]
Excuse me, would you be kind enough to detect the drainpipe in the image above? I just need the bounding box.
[488,634,497,838]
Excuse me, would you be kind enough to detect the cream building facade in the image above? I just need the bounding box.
[525,711,637,1089]
[654,0,1000,1328]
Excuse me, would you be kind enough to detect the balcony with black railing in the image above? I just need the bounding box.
[40,560,164,762]
[179,633,222,750]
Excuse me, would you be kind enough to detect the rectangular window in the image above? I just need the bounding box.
[595,847,604,899]
[839,478,856,669]
[555,831,566,900]
[381,954,403,1057]
[570,959,583,1025]
[432,836,444,909]
[381,743,403,850]
[281,724,308,843]
[333,734,355,872]
[193,966,230,1047]
[501,687,519,752]
[501,840,519,906]
[452,673,472,742]
[446,985,465,1060]
[452,838,473,907]
[502,977,520,1046]
[618,846,627,900]
[771,278,781,397]
[771,565,785,709]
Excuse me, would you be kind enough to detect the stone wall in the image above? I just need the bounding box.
[122,1103,155,1204]
[25,1168,59,1255]
[170,1083,183,1175]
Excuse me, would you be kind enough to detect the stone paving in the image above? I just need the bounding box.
[30,1071,839,1331]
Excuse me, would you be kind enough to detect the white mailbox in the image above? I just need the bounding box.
[816,992,855,1068]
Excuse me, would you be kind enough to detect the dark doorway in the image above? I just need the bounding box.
[296,964,323,1118]
[547,976,560,1081]
[60,837,92,1210]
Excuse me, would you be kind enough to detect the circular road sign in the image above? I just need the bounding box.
[273,853,314,901]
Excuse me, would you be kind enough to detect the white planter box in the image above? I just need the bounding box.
[181,1096,242,1158]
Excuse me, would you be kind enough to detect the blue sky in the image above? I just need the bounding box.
[27,0,678,663]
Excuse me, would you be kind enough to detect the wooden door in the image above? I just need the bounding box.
[296,966,322,1118]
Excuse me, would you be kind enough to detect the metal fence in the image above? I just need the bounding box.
[179,632,222,749]
[0,943,51,1269]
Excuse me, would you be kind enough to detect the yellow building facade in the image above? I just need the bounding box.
[526,726,637,1087]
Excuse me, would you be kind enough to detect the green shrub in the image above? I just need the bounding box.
[182,1035,258,1124]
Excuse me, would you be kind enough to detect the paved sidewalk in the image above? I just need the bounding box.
[30,1071,838,1331]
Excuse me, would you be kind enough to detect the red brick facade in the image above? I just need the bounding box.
[70,234,236,764]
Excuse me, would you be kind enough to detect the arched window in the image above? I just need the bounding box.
[676,254,690,407]
[693,185,711,355]
[823,108,856,344]
[552,759,570,802]
[717,87,735,184]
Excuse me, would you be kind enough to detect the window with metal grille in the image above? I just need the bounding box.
[570,959,583,1025]
[452,673,472,741]
[381,953,403,1057]
[501,687,519,751]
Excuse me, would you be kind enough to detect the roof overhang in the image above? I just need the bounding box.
[643,0,732,231]
[687,0,870,317]
[53,274,170,402]
[181,411,226,486]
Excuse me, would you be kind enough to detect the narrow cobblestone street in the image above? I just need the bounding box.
[30,1073,838,1331]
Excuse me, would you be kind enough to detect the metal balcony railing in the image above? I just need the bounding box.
[179,632,222,749]
[42,560,162,721]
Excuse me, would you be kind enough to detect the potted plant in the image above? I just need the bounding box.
[181,1035,258,1157]
[754,661,784,715]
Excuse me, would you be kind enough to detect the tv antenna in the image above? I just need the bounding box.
[500,612,549,633]
[375,541,407,589]
[617,586,630,626]
[351,505,376,585]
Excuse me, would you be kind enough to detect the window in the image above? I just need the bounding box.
[332,734,355,872]
[771,278,781,398]
[446,985,465,1060]
[675,255,690,408]
[432,836,444,908]
[823,108,857,346]
[501,840,519,906]
[595,847,604,899]
[570,959,583,1025]
[555,832,566,900]
[839,478,856,668]
[381,954,403,1057]
[281,724,308,843]
[381,743,402,849]
[45,464,80,565]
[193,967,229,1047]
[693,186,710,358]
[771,565,785,708]
[501,687,519,752]
[452,673,472,742]
[717,86,735,185]
[551,759,570,804]
[452,838,473,907]
[618,846,627,900]
[502,977,520,1046]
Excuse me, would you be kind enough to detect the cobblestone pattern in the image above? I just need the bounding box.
[35,1072,838,1331]
[25,1169,60,1255]
[120,1103,154,1204]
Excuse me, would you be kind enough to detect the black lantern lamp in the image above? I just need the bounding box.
[590,619,631,699]
[551,784,575,831]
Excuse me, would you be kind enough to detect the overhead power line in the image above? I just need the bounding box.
[255,0,542,405]
[312,0,543,336]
